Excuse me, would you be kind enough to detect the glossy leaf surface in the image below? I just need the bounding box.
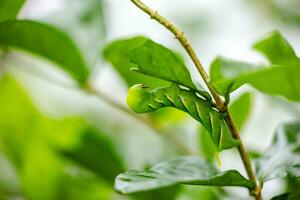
[127,39,197,90]
[115,156,254,194]
[103,36,168,88]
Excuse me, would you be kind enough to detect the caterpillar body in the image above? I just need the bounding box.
[127,84,239,151]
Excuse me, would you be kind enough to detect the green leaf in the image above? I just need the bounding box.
[61,128,125,185]
[62,172,115,200]
[20,139,66,200]
[0,76,68,199]
[210,57,300,101]
[0,0,25,23]
[103,36,168,88]
[209,57,258,96]
[255,121,300,182]
[0,20,89,84]
[126,38,203,91]
[253,31,300,66]
[115,156,255,194]
[229,92,253,131]
[271,193,300,200]
[286,175,300,193]
[0,75,39,167]
[127,84,239,151]
[251,65,300,101]
[248,151,262,160]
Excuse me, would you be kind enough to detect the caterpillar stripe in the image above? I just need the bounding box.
[127,84,239,151]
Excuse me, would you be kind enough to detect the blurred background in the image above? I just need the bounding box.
[0,0,300,199]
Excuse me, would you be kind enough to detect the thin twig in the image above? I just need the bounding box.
[87,84,193,155]
[130,1,262,199]
[225,114,262,199]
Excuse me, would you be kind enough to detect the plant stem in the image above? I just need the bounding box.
[130,0,262,199]
[225,113,262,200]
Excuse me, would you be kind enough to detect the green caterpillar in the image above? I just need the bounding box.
[127,84,239,151]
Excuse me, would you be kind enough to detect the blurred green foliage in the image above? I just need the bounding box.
[0,76,119,199]
[41,0,106,68]
[0,0,24,23]
[250,0,300,26]
[0,20,89,84]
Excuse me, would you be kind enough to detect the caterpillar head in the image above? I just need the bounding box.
[127,84,154,113]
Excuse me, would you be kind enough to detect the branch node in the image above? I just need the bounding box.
[165,22,172,29]
[150,10,158,19]
[176,31,184,39]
